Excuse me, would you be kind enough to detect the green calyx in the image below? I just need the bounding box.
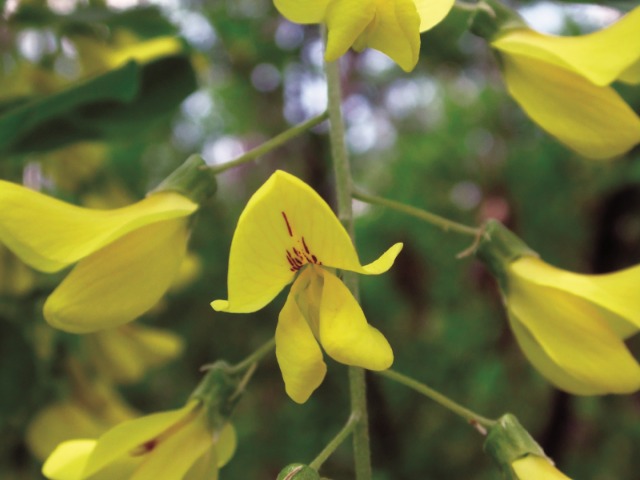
[469,0,527,41]
[152,154,217,204]
[485,414,548,480]
[276,464,321,480]
[190,361,252,433]
[474,219,538,289]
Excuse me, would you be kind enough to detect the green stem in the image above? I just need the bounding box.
[378,369,497,431]
[227,337,275,374]
[353,189,481,237]
[208,112,329,175]
[453,0,481,12]
[309,413,359,471]
[324,41,372,480]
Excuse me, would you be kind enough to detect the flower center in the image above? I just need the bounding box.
[281,211,322,272]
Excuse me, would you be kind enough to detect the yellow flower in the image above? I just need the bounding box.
[476,220,640,395]
[42,401,236,480]
[212,171,402,403]
[511,455,572,480]
[488,5,640,159]
[0,156,214,333]
[273,0,455,72]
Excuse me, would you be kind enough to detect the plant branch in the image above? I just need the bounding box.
[227,337,275,374]
[309,413,360,471]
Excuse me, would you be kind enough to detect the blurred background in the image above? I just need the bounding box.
[1,0,639,478]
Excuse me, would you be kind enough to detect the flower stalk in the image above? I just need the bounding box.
[309,412,360,471]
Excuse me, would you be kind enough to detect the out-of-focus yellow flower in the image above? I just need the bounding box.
[0,244,37,297]
[84,324,184,385]
[485,414,572,480]
[273,0,454,72]
[477,3,640,159]
[0,156,215,333]
[40,143,108,192]
[212,171,402,403]
[26,378,138,461]
[476,220,640,395]
[42,400,236,480]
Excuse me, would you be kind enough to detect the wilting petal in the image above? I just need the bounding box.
[501,54,640,159]
[273,0,330,24]
[44,218,189,333]
[356,0,421,72]
[325,0,376,62]
[276,276,327,403]
[43,440,96,480]
[212,170,402,313]
[319,269,393,370]
[413,0,455,32]
[0,182,196,273]
[492,7,640,86]
[508,279,640,395]
[86,324,184,384]
[512,455,572,480]
[510,257,640,338]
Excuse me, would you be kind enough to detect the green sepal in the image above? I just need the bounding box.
[485,414,549,480]
[151,154,217,204]
[276,464,321,480]
[474,219,538,289]
[189,360,249,434]
[469,0,527,41]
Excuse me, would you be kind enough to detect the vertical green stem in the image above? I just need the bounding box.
[324,51,372,480]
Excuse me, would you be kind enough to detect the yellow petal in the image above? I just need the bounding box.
[619,59,640,84]
[184,445,218,480]
[212,171,402,313]
[107,37,185,69]
[413,0,455,32]
[216,423,237,468]
[86,324,184,384]
[318,269,393,370]
[325,0,376,62]
[500,54,640,159]
[492,7,640,86]
[0,183,196,273]
[356,0,422,72]
[510,257,640,338]
[44,218,189,333]
[276,273,328,404]
[512,455,572,480]
[81,402,198,477]
[131,411,210,480]
[43,440,96,480]
[507,279,640,395]
[273,0,330,23]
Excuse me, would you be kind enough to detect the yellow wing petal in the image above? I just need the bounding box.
[325,0,376,62]
[273,0,330,24]
[357,0,422,72]
[216,423,237,468]
[500,54,640,160]
[44,219,189,333]
[413,0,455,32]
[510,257,640,338]
[492,7,640,86]
[512,455,572,480]
[43,440,96,480]
[275,273,328,404]
[318,269,393,370]
[0,183,196,273]
[619,59,640,84]
[211,170,401,313]
[507,280,640,395]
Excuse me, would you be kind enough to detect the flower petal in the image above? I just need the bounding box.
[273,0,330,24]
[0,183,196,273]
[325,0,376,62]
[43,440,96,480]
[318,269,393,370]
[276,275,328,404]
[512,455,572,480]
[81,402,198,478]
[413,0,455,32]
[211,170,402,313]
[508,279,640,395]
[44,218,189,333]
[492,7,640,86]
[500,54,640,159]
[356,0,422,72]
[510,257,640,338]
[216,423,237,468]
[86,324,184,384]
[619,59,640,84]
